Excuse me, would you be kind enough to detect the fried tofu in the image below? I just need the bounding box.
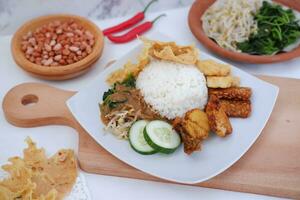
[196,59,231,76]
[173,109,210,154]
[208,87,252,101]
[205,95,232,137]
[206,76,240,88]
[220,100,251,118]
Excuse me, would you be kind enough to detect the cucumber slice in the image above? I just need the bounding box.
[144,120,181,154]
[129,120,157,155]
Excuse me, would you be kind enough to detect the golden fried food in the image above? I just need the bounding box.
[1,185,26,200]
[107,38,200,85]
[106,57,150,85]
[183,109,210,139]
[205,95,232,137]
[0,137,77,200]
[173,109,210,154]
[206,76,240,88]
[220,100,251,118]
[0,185,15,200]
[196,59,231,76]
[208,87,252,100]
[0,157,37,200]
[143,38,199,65]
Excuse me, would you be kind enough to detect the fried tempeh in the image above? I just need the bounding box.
[205,95,232,137]
[208,87,252,101]
[220,99,251,118]
[196,59,231,76]
[173,109,210,154]
[206,76,240,88]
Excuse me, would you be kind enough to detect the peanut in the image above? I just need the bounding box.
[53,43,62,51]
[21,19,95,66]
[43,58,53,66]
[54,54,62,61]
[69,46,79,52]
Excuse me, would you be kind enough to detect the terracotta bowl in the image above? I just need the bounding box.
[188,0,300,64]
[11,14,104,80]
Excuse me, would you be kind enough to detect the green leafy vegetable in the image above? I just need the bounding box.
[102,74,136,109]
[104,98,127,109]
[119,73,136,88]
[102,88,115,101]
[237,1,300,55]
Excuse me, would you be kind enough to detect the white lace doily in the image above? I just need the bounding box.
[65,172,91,200]
[0,170,91,200]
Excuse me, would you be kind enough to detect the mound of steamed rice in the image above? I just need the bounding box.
[136,60,208,119]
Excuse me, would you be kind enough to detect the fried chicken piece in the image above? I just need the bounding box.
[206,76,240,88]
[173,109,210,154]
[196,59,231,76]
[205,95,232,137]
[208,87,252,101]
[220,100,251,118]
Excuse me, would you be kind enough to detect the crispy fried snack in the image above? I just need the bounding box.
[206,76,240,88]
[0,185,16,200]
[106,38,199,85]
[205,95,232,137]
[0,138,77,200]
[220,100,251,118]
[106,56,150,85]
[196,59,231,76]
[0,157,37,200]
[208,87,252,101]
[143,38,199,65]
[173,109,210,154]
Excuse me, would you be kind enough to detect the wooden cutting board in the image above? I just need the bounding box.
[2,75,300,199]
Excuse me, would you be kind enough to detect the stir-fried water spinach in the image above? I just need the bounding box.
[237,1,300,55]
[102,74,136,109]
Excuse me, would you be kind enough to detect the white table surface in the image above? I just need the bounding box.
[1,6,297,200]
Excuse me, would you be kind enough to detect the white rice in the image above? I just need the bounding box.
[136,60,208,119]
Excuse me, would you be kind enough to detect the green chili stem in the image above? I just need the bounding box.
[152,14,166,24]
[143,0,158,13]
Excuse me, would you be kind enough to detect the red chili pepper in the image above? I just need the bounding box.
[103,0,158,36]
[107,14,166,44]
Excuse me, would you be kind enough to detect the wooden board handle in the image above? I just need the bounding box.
[2,83,76,128]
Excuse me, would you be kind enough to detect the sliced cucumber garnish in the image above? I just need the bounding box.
[129,120,157,155]
[144,120,181,154]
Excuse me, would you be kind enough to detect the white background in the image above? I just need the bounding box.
[0,0,193,35]
[1,7,298,200]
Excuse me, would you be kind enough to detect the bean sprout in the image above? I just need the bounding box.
[104,105,138,139]
[202,0,263,52]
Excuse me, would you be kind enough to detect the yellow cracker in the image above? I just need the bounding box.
[0,185,17,200]
[148,40,199,65]
[106,49,150,85]
[106,38,200,85]
[0,138,77,200]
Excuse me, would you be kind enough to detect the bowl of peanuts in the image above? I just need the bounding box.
[11,14,104,80]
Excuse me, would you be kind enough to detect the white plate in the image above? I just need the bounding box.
[67,36,279,184]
